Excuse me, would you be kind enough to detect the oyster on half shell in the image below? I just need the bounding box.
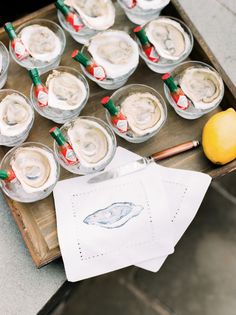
[0,93,33,137]
[120,92,165,136]
[136,0,170,10]
[179,67,224,110]
[67,119,113,168]
[88,30,139,78]
[19,25,61,62]
[46,70,87,110]
[145,18,191,61]
[10,147,58,194]
[64,0,115,31]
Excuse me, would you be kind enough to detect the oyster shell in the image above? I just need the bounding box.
[137,0,170,10]
[10,147,58,194]
[0,93,33,137]
[67,119,113,168]
[19,25,61,62]
[145,18,191,61]
[83,202,143,228]
[121,92,165,136]
[46,70,87,110]
[88,30,139,78]
[179,66,224,110]
[64,0,115,31]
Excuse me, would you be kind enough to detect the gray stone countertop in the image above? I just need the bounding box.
[1,0,235,314]
[0,191,66,315]
[179,0,236,88]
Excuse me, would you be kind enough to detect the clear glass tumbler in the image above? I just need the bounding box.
[53,116,117,175]
[30,66,89,124]
[105,84,167,143]
[136,17,194,74]
[9,19,66,74]
[0,142,60,202]
[79,44,139,90]
[0,89,34,147]
[57,10,98,45]
[163,61,225,119]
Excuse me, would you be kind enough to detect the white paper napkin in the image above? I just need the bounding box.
[109,148,212,271]
[53,148,174,281]
[53,146,211,281]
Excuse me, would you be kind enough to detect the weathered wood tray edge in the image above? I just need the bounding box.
[0,4,62,268]
[6,197,61,267]
[0,1,235,268]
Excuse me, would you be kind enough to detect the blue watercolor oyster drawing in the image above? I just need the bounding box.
[83,202,144,229]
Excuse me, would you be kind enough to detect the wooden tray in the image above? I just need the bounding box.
[0,0,235,268]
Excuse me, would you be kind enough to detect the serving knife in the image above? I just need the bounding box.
[88,140,200,184]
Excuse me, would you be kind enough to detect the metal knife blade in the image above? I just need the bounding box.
[88,157,153,184]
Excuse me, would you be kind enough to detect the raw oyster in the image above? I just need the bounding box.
[10,147,58,194]
[19,25,61,62]
[83,202,144,228]
[145,18,191,61]
[179,66,224,110]
[67,119,113,168]
[121,92,165,136]
[0,93,33,137]
[87,30,139,78]
[136,0,170,10]
[46,70,87,110]
[64,0,115,31]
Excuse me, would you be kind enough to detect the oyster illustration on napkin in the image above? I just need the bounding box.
[83,202,144,229]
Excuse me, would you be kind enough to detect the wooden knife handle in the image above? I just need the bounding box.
[150,140,200,162]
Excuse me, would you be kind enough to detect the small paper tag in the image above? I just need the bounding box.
[38,91,48,106]
[149,48,159,59]
[65,149,78,163]
[73,14,83,26]
[14,41,26,56]
[144,46,159,63]
[177,95,189,109]
[93,66,106,80]
[116,119,128,132]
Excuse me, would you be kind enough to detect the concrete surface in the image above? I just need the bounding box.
[52,174,236,315]
[0,190,66,315]
[0,0,236,314]
[179,0,236,88]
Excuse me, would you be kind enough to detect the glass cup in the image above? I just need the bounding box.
[136,16,194,74]
[0,89,34,147]
[53,116,117,175]
[80,44,138,90]
[30,66,89,124]
[117,0,170,25]
[9,19,66,74]
[105,84,167,143]
[163,61,225,120]
[57,10,99,45]
[0,42,10,89]
[0,142,60,202]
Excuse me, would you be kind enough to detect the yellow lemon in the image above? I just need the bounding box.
[202,108,236,165]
